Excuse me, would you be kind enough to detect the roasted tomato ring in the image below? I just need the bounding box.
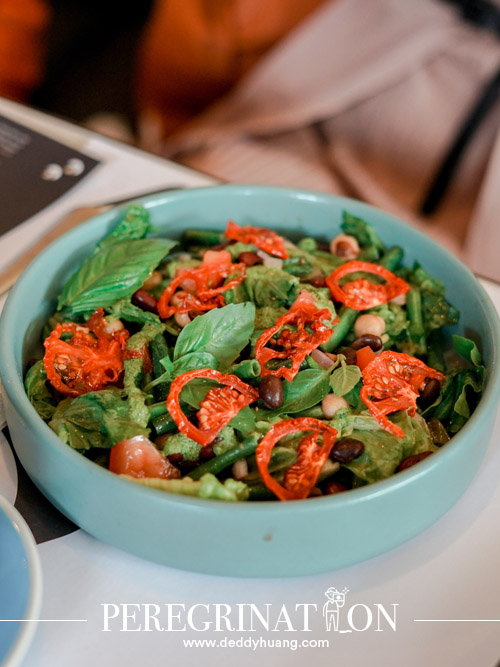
[43,308,128,397]
[256,418,338,501]
[157,262,246,319]
[360,351,444,438]
[166,368,259,446]
[225,220,289,259]
[326,260,410,310]
[255,306,333,382]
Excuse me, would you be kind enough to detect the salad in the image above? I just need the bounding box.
[24,205,485,502]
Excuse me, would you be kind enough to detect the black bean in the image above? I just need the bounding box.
[351,334,383,351]
[397,451,434,472]
[418,378,441,408]
[259,375,284,410]
[338,347,357,366]
[330,438,365,464]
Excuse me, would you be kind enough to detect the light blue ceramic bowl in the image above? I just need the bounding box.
[1,185,499,577]
[0,495,42,667]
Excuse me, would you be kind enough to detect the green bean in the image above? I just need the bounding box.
[182,229,224,247]
[406,287,427,355]
[188,436,259,481]
[230,359,261,379]
[378,246,404,271]
[248,484,276,501]
[426,330,446,373]
[322,307,357,352]
[149,401,168,419]
[150,334,170,401]
[151,412,177,436]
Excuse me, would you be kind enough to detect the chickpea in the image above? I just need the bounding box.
[321,394,349,419]
[354,314,385,339]
[104,318,124,334]
[174,312,191,328]
[142,270,163,290]
[391,293,407,306]
[329,234,360,259]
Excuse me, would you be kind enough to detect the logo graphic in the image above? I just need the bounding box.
[323,587,349,631]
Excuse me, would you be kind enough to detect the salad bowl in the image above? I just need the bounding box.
[0,185,499,577]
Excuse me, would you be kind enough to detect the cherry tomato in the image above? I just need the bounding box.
[360,351,444,437]
[256,418,337,501]
[326,260,410,310]
[109,435,181,479]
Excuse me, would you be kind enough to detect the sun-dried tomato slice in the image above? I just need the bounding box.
[256,418,337,501]
[326,260,410,310]
[225,220,289,259]
[255,300,334,383]
[167,368,258,446]
[360,351,444,438]
[157,259,246,319]
[43,308,129,397]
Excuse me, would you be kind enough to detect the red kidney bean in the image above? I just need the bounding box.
[338,347,357,366]
[309,275,326,288]
[259,375,284,409]
[330,438,365,464]
[335,240,355,257]
[199,443,216,460]
[166,453,184,463]
[132,289,158,313]
[239,251,262,266]
[324,481,347,495]
[351,334,383,351]
[397,451,434,472]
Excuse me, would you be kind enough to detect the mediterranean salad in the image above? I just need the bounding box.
[24,205,485,501]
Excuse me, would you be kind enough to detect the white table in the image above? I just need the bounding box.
[1,98,500,667]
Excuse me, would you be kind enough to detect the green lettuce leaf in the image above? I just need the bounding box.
[49,389,149,451]
[96,204,153,252]
[24,359,56,421]
[242,265,299,308]
[344,412,436,484]
[123,473,249,501]
[341,211,385,258]
[329,356,362,396]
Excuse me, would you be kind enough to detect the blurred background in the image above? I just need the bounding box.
[1,0,500,276]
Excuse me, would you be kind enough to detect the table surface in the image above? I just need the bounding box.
[1,97,500,667]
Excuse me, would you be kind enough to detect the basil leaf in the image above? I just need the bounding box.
[259,368,331,419]
[174,303,255,368]
[57,238,175,314]
[329,359,362,396]
[173,352,218,376]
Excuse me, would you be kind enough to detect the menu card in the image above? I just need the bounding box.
[0,114,100,234]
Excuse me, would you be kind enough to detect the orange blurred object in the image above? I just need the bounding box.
[0,0,50,101]
[136,0,326,139]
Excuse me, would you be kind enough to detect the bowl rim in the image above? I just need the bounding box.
[1,184,499,513]
[0,494,43,667]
